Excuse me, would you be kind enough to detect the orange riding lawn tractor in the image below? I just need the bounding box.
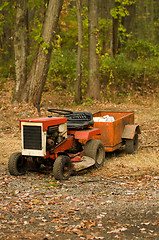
[8,109,141,180]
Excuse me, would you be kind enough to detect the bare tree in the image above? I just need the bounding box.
[75,0,83,104]
[14,0,27,101]
[14,0,63,106]
[88,0,100,99]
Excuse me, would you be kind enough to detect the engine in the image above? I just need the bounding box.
[46,124,67,150]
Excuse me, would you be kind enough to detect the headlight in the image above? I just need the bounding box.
[59,123,66,132]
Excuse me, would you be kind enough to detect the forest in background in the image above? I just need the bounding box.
[0,0,159,105]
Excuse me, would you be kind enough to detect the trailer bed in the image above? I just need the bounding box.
[93,111,134,152]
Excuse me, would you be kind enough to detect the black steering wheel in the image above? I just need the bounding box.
[48,108,73,116]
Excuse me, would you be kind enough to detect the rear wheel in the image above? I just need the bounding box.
[125,133,138,154]
[8,152,26,176]
[84,139,105,168]
[53,155,72,180]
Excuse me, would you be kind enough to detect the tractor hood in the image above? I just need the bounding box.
[20,117,67,131]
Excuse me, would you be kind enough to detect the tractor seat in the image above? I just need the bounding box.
[65,112,94,129]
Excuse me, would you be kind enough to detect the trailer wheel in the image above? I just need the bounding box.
[84,140,105,168]
[125,133,138,154]
[53,155,72,180]
[8,152,26,176]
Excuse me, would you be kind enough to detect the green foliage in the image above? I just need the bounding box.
[0,58,14,78]
[98,18,112,54]
[27,0,45,54]
[0,0,10,30]
[46,2,89,95]
[0,0,158,102]
[120,0,136,6]
[82,7,89,52]
[41,41,50,54]
[114,0,136,5]
[48,49,77,92]
[59,4,89,53]
[0,59,15,89]
[125,40,159,59]
[100,52,159,97]
[0,1,9,11]
[28,0,44,8]
[59,4,78,49]
[111,0,136,19]
[111,5,129,19]
[110,0,136,49]
[0,1,15,58]
[82,97,93,106]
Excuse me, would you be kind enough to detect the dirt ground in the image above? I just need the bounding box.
[0,89,159,239]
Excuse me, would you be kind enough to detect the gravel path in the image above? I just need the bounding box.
[0,101,159,239]
[0,163,158,240]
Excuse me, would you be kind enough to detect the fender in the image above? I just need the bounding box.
[68,128,100,140]
[122,125,141,140]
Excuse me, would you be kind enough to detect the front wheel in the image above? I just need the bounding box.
[53,155,72,180]
[125,133,138,154]
[84,139,105,168]
[8,152,26,176]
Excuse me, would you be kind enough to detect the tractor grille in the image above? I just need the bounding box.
[23,126,42,150]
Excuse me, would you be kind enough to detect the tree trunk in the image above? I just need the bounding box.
[88,0,100,99]
[15,0,63,105]
[14,0,27,101]
[154,0,159,42]
[150,0,154,40]
[122,2,136,36]
[112,0,120,56]
[75,0,83,104]
[25,5,30,56]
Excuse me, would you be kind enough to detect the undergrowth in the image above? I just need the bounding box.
[0,45,159,103]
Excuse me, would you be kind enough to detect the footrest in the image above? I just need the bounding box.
[72,156,95,171]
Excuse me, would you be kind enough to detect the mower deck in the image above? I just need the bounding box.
[72,156,95,171]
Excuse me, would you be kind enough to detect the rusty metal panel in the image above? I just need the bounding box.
[104,143,123,152]
[113,113,134,144]
[93,111,135,147]
[93,121,114,146]
[122,125,140,139]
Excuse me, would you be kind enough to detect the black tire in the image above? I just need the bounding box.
[8,152,26,176]
[125,133,138,154]
[53,155,72,180]
[84,139,105,168]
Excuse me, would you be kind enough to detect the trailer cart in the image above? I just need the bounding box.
[8,109,140,180]
[93,111,140,154]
